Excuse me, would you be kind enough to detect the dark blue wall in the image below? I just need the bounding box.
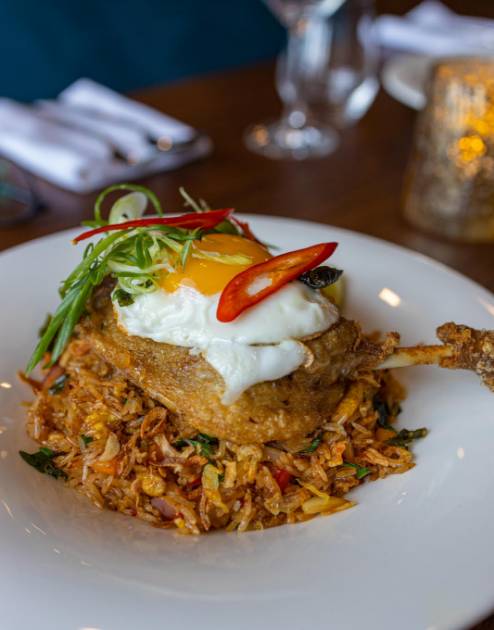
[0,0,284,101]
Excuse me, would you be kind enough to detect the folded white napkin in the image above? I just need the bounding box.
[375,1,494,56]
[0,79,212,193]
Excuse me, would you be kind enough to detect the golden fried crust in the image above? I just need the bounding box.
[77,289,392,444]
[437,322,494,391]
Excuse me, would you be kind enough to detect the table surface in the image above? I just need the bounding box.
[1,16,494,630]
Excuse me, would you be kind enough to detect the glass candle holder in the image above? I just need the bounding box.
[403,57,494,242]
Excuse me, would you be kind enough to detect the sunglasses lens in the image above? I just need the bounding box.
[0,161,40,226]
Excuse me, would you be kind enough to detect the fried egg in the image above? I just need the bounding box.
[115,233,339,404]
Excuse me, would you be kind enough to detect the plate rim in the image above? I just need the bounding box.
[1,214,494,630]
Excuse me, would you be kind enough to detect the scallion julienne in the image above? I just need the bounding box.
[26,185,242,374]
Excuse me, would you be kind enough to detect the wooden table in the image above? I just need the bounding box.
[1,37,494,630]
[1,63,493,295]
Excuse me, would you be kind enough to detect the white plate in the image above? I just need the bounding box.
[381,54,432,110]
[1,216,494,630]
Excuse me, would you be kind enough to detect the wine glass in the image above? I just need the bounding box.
[245,0,378,160]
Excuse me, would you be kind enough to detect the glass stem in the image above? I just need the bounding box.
[277,14,312,129]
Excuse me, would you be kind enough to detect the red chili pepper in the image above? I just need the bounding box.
[73,208,234,243]
[273,468,292,492]
[216,242,338,322]
[232,217,261,243]
[185,477,202,492]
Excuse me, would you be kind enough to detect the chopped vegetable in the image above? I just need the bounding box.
[217,242,338,322]
[302,495,351,515]
[79,434,93,449]
[19,447,68,480]
[387,428,428,448]
[299,265,343,290]
[174,433,218,459]
[344,462,371,479]
[202,464,228,512]
[321,275,345,308]
[38,313,52,339]
[91,459,118,475]
[73,208,233,243]
[151,497,178,520]
[373,394,396,431]
[108,192,147,224]
[26,184,237,373]
[98,432,120,462]
[48,373,68,395]
[299,436,322,454]
[273,468,292,492]
[88,183,163,226]
[113,288,134,307]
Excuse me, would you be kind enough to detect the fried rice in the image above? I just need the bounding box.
[22,337,418,535]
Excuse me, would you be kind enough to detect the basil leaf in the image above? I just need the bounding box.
[300,436,322,454]
[174,433,218,459]
[387,428,428,448]
[373,394,398,432]
[344,462,371,480]
[113,289,134,307]
[19,448,68,480]
[196,433,218,445]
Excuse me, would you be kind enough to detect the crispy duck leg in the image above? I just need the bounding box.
[377,323,494,392]
[81,283,494,444]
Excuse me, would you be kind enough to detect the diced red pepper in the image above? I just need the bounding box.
[73,208,234,243]
[184,477,202,491]
[216,242,338,322]
[273,468,292,492]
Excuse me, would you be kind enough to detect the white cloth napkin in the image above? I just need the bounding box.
[0,79,212,193]
[375,1,494,56]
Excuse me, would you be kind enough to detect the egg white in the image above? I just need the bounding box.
[114,282,338,404]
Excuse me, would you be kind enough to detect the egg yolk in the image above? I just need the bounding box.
[161,233,271,295]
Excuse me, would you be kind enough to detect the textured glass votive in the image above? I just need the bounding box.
[403,57,494,242]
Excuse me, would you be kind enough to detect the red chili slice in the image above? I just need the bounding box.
[232,217,261,243]
[73,208,233,243]
[273,468,292,492]
[216,242,338,322]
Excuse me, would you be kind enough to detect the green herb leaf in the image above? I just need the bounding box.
[373,394,397,432]
[180,239,193,269]
[38,313,52,339]
[79,434,94,450]
[19,448,68,480]
[344,462,371,479]
[26,184,240,373]
[113,288,135,307]
[94,183,163,223]
[179,187,205,213]
[196,433,218,445]
[387,428,428,448]
[300,436,322,454]
[174,433,218,459]
[48,374,68,395]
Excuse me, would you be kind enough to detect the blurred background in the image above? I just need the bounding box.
[0,0,286,101]
[1,0,494,284]
[0,0,487,101]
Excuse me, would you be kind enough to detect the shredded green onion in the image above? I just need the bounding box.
[26,184,249,373]
[108,192,148,224]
